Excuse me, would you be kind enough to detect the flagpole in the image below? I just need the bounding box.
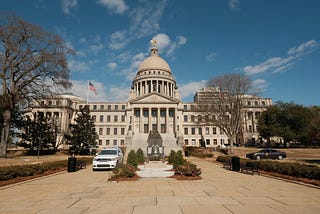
[86,81,89,105]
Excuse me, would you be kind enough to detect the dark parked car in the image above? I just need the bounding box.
[246,148,286,160]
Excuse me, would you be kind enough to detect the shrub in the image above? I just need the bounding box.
[175,162,201,176]
[127,150,138,168]
[109,164,136,181]
[216,156,320,181]
[174,150,185,168]
[136,148,145,164]
[185,147,214,158]
[0,157,92,181]
[168,150,177,164]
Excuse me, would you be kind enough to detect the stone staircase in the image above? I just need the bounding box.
[124,133,182,161]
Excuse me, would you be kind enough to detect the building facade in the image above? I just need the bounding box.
[26,43,272,155]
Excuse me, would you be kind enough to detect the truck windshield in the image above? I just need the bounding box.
[100,150,117,155]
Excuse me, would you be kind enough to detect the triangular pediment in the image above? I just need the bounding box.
[130,93,179,104]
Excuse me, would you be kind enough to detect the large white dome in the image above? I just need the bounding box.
[137,47,171,74]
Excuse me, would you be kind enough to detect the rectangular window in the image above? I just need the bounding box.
[114,128,117,135]
[160,109,166,117]
[134,109,140,117]
[199,127,202,135]
[107,105,111,110]
[106,128,110,135]
[121,115,125,122]
[206,139,210,145]
[115,105,118,110]
[184,139,189,145]
[98,139,102,145]
[213,127,217,134]
[191,127,195,135]
[205,127,210,135]
[93,105,97,110]
[113,140,117,146]
[184,128,188,135]
[106,140,110,145]
[161,124,166,133]
[183,105,187,110]
[184,115,188,122]
[143,109,149,117]
[114,115,118,122]
[92,116,96,122]
[151,109,157,117]
[120,139,124,145]
[99,115,103,122]
[152,124,157,131]
[213,139,217,145]
[144,124,149,133]
[122,105,125,110]
[99,128,103,135]
[191,115,195,122]
[121,128,125,135]
[169,109,174,117]
[220,128,224,135]
[107,115,111,122]
[100,105,104,110]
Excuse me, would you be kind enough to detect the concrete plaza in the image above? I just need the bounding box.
[0,157,319,214]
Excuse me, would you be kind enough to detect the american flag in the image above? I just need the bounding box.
[88,82,97,95]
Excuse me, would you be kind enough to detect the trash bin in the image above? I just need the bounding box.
[67,157,77,172]
[231,156,240,171]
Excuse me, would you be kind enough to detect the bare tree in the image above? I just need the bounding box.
[197,73,255,155]
[0,14,73,157]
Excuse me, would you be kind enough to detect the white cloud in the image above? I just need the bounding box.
[177,36,187,45]
[287,39,318,56]
[228,0,240,11]
[107,62,117,70]
[62,0,78,14]
[206,53,217,62]
[251,78,268,93]
[68,59,90,72]
[125,52,146,81]
[244,40,319,75]
[151,34,187,56]
[152,33,171,54]
[97,0,129,15]
[109,31,128,50]
[178,80,207,100]
[108,85,130,101]
[108,0,167,50]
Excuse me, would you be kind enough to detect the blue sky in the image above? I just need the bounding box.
[2,0,320,106]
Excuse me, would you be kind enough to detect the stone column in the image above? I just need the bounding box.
[166,108,169,134]
[148,108,151,133]
[157,108,160,132]
[139,108,143,133]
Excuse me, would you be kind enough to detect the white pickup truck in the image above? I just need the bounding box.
[92,147,123,170]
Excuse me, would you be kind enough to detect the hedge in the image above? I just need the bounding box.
[0,157,92,181]
[216,156,320,180]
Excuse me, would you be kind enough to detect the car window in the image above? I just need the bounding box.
[100,150,117,155]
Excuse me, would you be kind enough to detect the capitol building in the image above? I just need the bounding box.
[27,43,272,155]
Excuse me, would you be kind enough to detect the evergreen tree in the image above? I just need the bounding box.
[20,113,56,155]
[68,105,98,154]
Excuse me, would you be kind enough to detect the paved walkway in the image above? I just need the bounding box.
[137,161,175,179]
[0,157,319,214]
